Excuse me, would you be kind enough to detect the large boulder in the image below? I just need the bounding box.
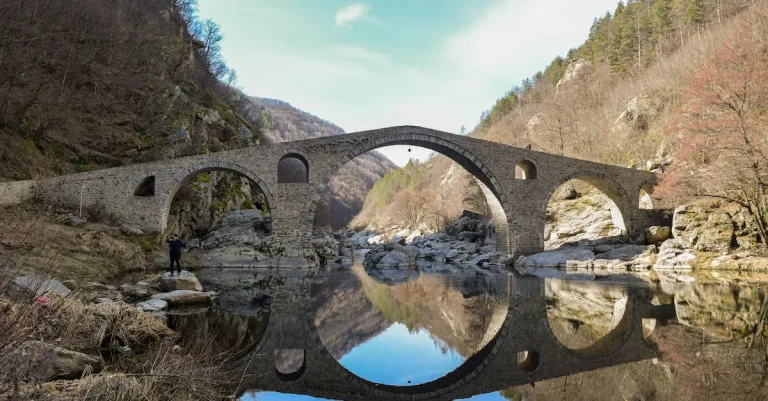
[446,210,484,237]
[11,275,71,297]
[594,245,651,261]
[4,341,102,381]
[311,235,340,258]
[151,290,210,306]
[645,226,671,244]
[202,209,267,249]
[613,94,663,134]
[516,248,595,268]
[160,271,202,292]
[363,244,416,268]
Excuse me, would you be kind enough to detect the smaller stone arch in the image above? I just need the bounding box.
[278,152,310,184]
[542,171,633,240]
[160,161,274,233]
[515,159,538,180]
[638,182,655,210]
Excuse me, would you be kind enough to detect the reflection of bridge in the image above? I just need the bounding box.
[235,273,667,401]
[1,126,661,256]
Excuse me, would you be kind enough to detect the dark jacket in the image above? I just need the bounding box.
[168,239,186,257]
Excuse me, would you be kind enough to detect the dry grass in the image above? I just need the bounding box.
[37,343,238,401]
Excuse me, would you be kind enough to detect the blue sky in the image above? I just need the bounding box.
[196,0,618,166]
[338,322,464,385]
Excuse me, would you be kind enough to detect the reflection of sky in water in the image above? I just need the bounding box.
[241,392,335,401]
[339,322,465,385]
[244,390,511,400]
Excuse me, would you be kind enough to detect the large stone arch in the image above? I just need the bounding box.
[158,161,275,233]
[541,170,634,243]
[313,130,513,252]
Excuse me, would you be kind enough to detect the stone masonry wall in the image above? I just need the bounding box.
[0,180,36,206]
[10,126,657,257]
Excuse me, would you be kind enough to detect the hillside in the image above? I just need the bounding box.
[355,0,767,244]
[0,0,263,181]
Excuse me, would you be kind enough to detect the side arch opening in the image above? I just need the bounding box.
[160,163,273,244]
[515,160,537,180]
[278,153,309,184]
[134,176,156,197]
[543,173,631,250]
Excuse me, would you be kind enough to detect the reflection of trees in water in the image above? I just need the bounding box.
[312,270,390,360]
[353,267,507,358]
[168,306,268,355]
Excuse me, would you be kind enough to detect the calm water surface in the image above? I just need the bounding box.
[169,254,768,401]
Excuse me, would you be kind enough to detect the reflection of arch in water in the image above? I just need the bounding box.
[543,280,630,354]
[235,273,662,400]
[306,270,513,395]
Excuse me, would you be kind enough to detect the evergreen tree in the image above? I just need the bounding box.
[652,0,672,54]
[685,0,705,25]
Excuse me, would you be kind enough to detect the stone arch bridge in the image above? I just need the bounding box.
[1,126,661,256]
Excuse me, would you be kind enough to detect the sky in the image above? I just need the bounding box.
[196,0,618,166]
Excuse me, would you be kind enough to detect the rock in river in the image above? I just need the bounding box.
[160,271,202,292]
[136,298,169,312]
[516,248,595,268]
[151,290,210,306]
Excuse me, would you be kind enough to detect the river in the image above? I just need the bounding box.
[167,251,768,401]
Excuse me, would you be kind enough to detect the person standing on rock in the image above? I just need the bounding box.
[167,235,186,276]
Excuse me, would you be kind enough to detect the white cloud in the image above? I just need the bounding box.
[444,0,613,79]
[334,4,370,26]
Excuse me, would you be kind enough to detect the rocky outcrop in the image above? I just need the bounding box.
[362,244,417,269]
[545,189,625,249]
[517,248,596,268]
[165,172,269,240]
[613,94,664,135]
[672,200,759,252]
[556,59,594,95]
